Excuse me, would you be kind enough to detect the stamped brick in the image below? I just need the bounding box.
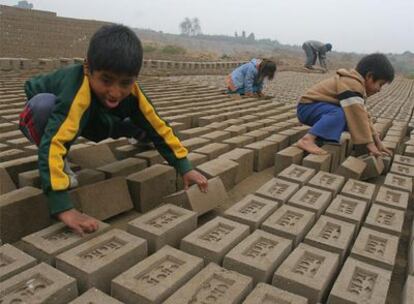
[287,186,332,218]
[56,229,147,293]
[242,283,308,304]
[223,229,292,284]
[256,178,299,204]
[261,205,315,247]
[278,164,316,186]
[328,257,391,304]
[390,162,414,178]
[304,215,355,263]
[340,179,376,204]
[111,246,203,304]
[384,173,412,193]
[21,221,110,266]
[364,204,405,237]
[272,243,339,304]
[0,262,78,304]
[274,146,304,175]
[223,194,279,232]
[127,204,197,253]
[163,262,253,304]
[180,216,249,265]
[394,154,414,166]
[307,171,345,195]
[0,244,36,282]
[69,287,122,304]
[302,153,332,172]
[350,227,399,271]
[374,185,409,211]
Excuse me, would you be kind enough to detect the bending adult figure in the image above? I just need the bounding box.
[302,40,332,72]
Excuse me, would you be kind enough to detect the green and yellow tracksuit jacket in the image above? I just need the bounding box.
[25,64,192,215]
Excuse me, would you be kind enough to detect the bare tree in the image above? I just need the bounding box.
[179,17,202,36]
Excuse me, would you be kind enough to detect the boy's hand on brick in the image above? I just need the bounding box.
[183,170,208,193]
[366,142,383,157]
[376,142,392,156]
[57,209,99,236]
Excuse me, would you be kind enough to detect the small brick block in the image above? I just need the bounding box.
[0,262,78,303]
[0,244,36,282]
[68,144,117,169]
[180,216,249,265]
[111,246,203,304]
[374,185,409,211]
[359,155,385,180]
[196,158,239,190]
[340,179,376,203]
[303,153,332,172]
[135,150,164,166]
[393,154,414,166]
[328,258,391,304]
[201,130,231,142]
[0,167,16,195]
[163,262,253,304]
[272,243,339,304]
[278,164,316,186]
[127,204,197,253]
[384,173,412,193]
[335,156,367,180]
[265,134,289,150]
[350,227,399,271]
[69,288,122,304]
[56,229,147,293]
[223,194,279,232]
[274,146,304,175]
[402,275,414,304]
[222,135,255,149]
[307,171,345,195]
[219,148,254,183]
[261,205,315,246]
[364,204,405,237]
[76,169,106,186]
[243,283,308,304]
[21,221,110,265]
[322,142,345,172]
[304,215,355,263]
[193,143,231,160]
[255,178,299,204]
[97,158,147,178]
[127,164,176,212]
[245,140,278,171]
[287,186,332,218]
[390,162,414,178]
[223,229,292,284]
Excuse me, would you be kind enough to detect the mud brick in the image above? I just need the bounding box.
[394,154,414,166]
[384,140,400,154]
[335,156,367,180]
[341,132,353,157]
[164,262,252,303]
[245,140,278,171]
[196,158,238,190]
[223,230,292,284]
[70,177,133,220]
[113,144,142,159]
[405,145,414,157]
[321,142,345,172]
[0,262,78,303]
[201,130,231,142]
[178,126,212,139]
[127,164,176,212]
[243,283,308,303]
[410,241,414,276]
[303,153,332,172]
[111,246,202,304]
[20,221,110,266]
[325,195,368,234]
[364,204,405,237]
[68,144,117,169]
[307,171,345,195]
[328,258,391,304]
[390,162,414,178]
[95,158,146,178]
[0,167,16,194]
[180,216,249,265]
[17,169,41,188]
[244,130,271,141]
[256,178,299,204]
[219,148,254,183]
[222,135,255,149]
[350,227,399,271]
[180,137,210,151]
[272,243,339,304]
[374,186,409,211]
[242,121,265,131]
[56,229,147,293]
[340,179,376,204]
[194,143,231,160]
[0,244,36,282]
[0,187,50,243]
[274,146,304,175]
[304,215,355,263]
[403,275,414,304]
[133,150,164,166]
[69,288,122,304]
[359,155,385,180]
[186,152,208,166]
[261,205,315,246]
[163,177,227,215]
[0,155,38,185]
[264,134,289,150]
[278,164,316,186]
[223,125,247,136]
[287,186,332,218]
[384,173,412,193]
[75,168,106,186]
[223,194,279,232]
[127,204,197,253]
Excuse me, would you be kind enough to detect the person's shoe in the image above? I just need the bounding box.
[304,65,314,70]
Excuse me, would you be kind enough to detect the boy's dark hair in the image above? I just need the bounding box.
[356,53,394,82]
[87,24,143,76]
[258,59,277,81]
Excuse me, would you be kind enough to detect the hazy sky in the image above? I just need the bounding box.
[1,0,413,54]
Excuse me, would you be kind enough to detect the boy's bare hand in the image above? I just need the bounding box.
[183,170,208,193]
[376,142,392,156]
[366,142,383,157]
[57,209,99,236]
